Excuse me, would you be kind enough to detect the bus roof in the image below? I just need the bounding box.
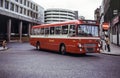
[32,20,99,28]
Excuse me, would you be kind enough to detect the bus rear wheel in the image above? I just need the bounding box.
[60,45,66,55]
[36,42,40,50]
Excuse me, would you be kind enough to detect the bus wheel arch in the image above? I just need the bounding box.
[59,43,66,55]
[36,41,40,50]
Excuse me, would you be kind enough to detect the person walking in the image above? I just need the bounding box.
[105,35,110,52]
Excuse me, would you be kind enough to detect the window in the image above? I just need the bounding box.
[69,24,76,36]
[15,5,19,12]
[40,28,44,35]
[24,0,26,5]
[27,10,30,16]
[69,25,75,34]
[20,7,22,13]
[62,25,68,34]
[27,1,29,7]
[30,3,32,9]
[45,28,49,35]
[15,0,18,2]
[50,27,55,35]
[33,4,35,10]
[36,6,38,11]
[24,8,26,15]
[20,0,22,4]
[0,0,3,7]
[10,3,14,11]
[112,26,117,35]
[55,27,61,34]
[78,25,99,37]
[5,0,9,9]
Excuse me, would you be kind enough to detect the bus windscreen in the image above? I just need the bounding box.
[77,25,99,37]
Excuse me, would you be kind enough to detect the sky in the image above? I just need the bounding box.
[34,0,102,20]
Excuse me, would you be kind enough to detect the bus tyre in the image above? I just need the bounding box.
[60,45,66,55]
[36,42,40,50]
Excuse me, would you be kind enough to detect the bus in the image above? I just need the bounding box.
[30,20,101,55]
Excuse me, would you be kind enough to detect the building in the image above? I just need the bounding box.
[0,0,44,42]
[99,0,120,46]
[44,8,78,23]
[78,16,85,20]
[94,8,100,21]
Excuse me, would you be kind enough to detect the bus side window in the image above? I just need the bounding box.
[55,26,61,35]
[40,28,44,35]
[50,27,55,35]
[34,29,38,35]
[31,29,34,35]
[45,28,49,35]
[37,28,40,35]
[69,24,75,36]
[62,25,68,34]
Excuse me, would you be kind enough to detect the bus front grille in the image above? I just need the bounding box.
[85,48,94,52]
[84,44,96,47]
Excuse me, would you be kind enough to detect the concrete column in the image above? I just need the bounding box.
[7,19,12,42]
[28,23,31,37]
[19,21,23,42]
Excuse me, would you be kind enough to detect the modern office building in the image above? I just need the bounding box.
[44,8,78,23]
[0,0,44,42]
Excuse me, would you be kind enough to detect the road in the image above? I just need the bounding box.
[0,42,120,78]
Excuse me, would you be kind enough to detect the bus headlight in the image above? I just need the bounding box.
[98,44,101,47]
[78,43,82,48]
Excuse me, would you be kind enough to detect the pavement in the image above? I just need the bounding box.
[101,40,120,56]
[0,42,120,56]
[0,46,8,51]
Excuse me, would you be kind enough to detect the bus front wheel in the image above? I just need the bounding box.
[36,42,40,50]
[60,45,66,55]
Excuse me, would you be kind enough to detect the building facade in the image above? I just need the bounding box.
[0,0,44,42]
[99,0,120,46]
[44,8,78,23]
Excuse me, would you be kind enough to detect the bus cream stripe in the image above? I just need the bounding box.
[30,35,100,40]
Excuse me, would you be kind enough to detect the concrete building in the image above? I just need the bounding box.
[0,0,44,42]
[44,8,78,23]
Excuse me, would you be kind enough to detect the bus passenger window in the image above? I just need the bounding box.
[62,25,68,34]
[69,25,76,36]
[31,29,34,35]
[37,28,40,35]
[55,27,61,34]
[40,28,44,35]
[50,27,55,35]
[34,29,38,35]
[45,28,49,35]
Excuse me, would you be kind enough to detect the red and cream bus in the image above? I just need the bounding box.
[30,20,101,55]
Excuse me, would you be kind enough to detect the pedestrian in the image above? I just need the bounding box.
[105,35,110,52]
[2,40,7,49]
